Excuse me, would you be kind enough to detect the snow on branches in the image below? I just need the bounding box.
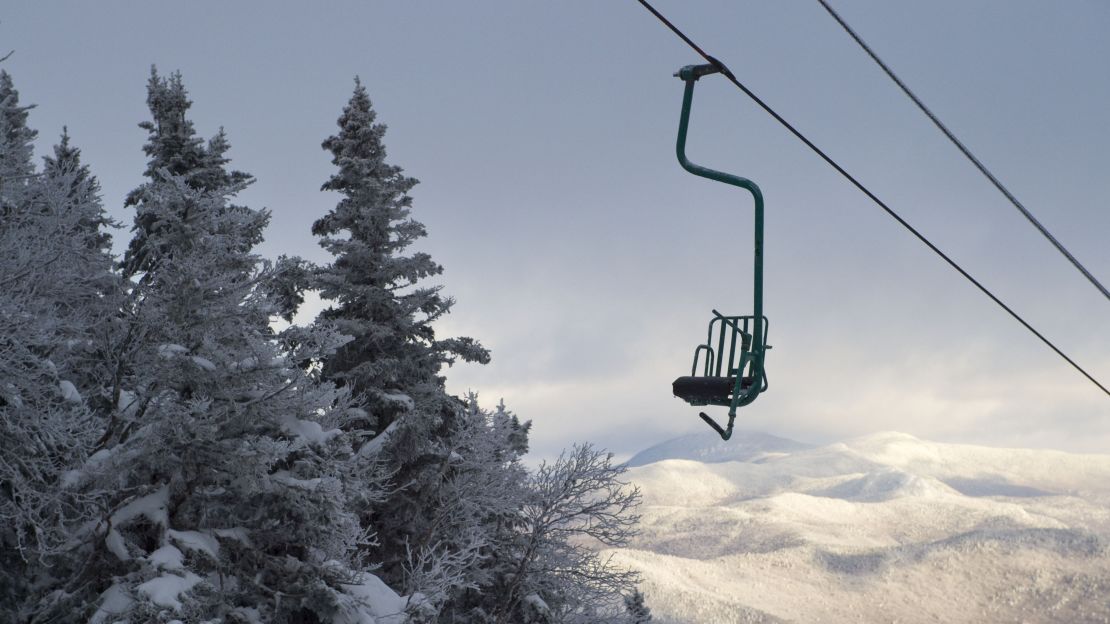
[0,68,649,623]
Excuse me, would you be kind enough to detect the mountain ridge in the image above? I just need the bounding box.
[611,430,1110,623]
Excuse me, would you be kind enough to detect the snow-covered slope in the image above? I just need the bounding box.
[607,432,1110,623]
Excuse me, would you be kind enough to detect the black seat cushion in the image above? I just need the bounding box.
[672,376,753,403]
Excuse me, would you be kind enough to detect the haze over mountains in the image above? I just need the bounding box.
[608,431,1110,623]
[625,431,813,467]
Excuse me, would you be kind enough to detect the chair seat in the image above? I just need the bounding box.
[672,375,754,404]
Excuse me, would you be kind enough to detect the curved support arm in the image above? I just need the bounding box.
[699,410,736,441]
[676,67,766,407]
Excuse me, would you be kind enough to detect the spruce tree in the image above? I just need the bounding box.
[312,78,498,605]
[0,70,38,214]
[0,169,109,622]
[127,68,249,193]
[122,67,253,276]
[41,128,114,251]
[313,78,489,418]
[0,79,120,619]
[38,129,123,422]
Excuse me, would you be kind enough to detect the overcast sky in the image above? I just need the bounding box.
[6,1,1109,460]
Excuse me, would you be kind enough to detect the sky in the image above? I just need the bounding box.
[4,1,1108,461]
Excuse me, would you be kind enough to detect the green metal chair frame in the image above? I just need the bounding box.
[670,63,769,440]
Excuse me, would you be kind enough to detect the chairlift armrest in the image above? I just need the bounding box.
[692,344,714,376]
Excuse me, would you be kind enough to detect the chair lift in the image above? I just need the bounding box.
[670,62,770,441]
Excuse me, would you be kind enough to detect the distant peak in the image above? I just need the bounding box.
[627,430,813,468]
[872,430,919,439]
[849,431,923,444]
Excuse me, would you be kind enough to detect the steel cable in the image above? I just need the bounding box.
[817,0,1110,303]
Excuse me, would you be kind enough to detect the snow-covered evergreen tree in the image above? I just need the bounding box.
[309,81,649,624]
[41,127,114,252]
[0,68,38,236]
[35,128,123,420]
[0,69,37,195]
[313,77,489,416]
[0,83,120,619]
[311,79,495,593]
[127,68,251,195]
[122,67,253,276]
[0,176,108,620]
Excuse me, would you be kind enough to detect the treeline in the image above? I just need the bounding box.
[0,67,650,624]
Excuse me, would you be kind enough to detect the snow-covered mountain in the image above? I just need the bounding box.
[626,431,813,467]
[607,431,1110,623]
